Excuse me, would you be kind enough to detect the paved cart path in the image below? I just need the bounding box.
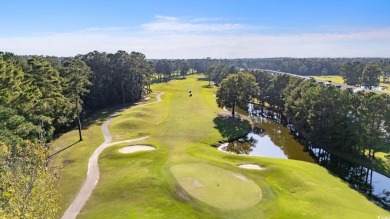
[62,93,163,219]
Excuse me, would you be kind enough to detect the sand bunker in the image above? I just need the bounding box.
[238,164,265,170]
[119,145,155,154]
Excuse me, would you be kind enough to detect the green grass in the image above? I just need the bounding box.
[49,109,109,217]
[48,98,160,217]
[312,75,345,84]
[53,75,388,218]
[170,163,262,210]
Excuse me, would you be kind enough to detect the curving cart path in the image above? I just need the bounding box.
[62,93,163,219]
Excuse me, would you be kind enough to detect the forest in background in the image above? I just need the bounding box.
[154,57,390,76]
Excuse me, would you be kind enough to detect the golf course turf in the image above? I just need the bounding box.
[118,145,156,154]
[52,75,388,218]
[170,163,262,210]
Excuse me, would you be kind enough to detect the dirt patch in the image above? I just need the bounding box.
[118,145,155,154]
[238,164,265,170]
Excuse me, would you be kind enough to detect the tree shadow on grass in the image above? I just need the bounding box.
[202,84,214,88]
[213,115,251,142]
[48,141,80,158]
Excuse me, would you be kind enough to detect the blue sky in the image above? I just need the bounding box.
[1,0,390,58]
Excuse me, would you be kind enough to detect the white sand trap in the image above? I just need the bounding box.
[119,145,155,154]
[238,164,265,170]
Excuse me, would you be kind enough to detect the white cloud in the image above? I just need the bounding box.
[155,15,178,22]
[191,17,225,22]
[0,17,389,58]
[141,15,248,33]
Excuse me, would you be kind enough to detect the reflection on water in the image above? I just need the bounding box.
[219,136,257,155]
[216,106,390,210]
[218,116,315,163]
[311,147,390,210]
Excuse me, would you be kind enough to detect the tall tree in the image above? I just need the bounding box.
[155,59,171,82]
[250,70,271,110]
[265,74,291,118]
[340,62,361,85]
[23,57,72,142]
[216,72,259,117]
[179,60,189,78]
[61,58,92,141]
[361,64,381,89]
[0,57,39,142]
[205,65,215,85]
[382,64,390,82]
[128,51,151,104]
[359,93,389,160]
[110,51,132,105]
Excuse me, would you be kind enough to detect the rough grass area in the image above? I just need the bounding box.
[53,75,388,218]
[312,75,345,84]
[49,109,108,217]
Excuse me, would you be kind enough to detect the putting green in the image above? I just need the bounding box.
[170,163,262,210]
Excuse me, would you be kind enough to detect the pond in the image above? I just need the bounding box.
[218,116,315,163]
[216,109,390,210]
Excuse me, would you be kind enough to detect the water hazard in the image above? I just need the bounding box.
[217,109,390,210]
[218,116,315,163]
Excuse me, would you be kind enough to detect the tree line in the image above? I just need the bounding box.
[340,61,390,89]
[0,50,153,218]
[153,59,195,82]
[153,57,390,76]
[216,69,390,166]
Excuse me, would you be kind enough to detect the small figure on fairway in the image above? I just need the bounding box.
[189,90,192,93]
[189,93,192,97]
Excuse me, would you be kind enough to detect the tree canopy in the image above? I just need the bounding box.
[216,72,259,117]
[0,50,153,218]
[361,64,381,89]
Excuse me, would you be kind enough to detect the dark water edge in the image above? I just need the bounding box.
[218,105,390,211]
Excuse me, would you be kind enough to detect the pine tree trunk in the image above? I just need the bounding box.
[131,86,134,104]
[232,102,235,117]
[75,97,83,141]
[122,82,126,105]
